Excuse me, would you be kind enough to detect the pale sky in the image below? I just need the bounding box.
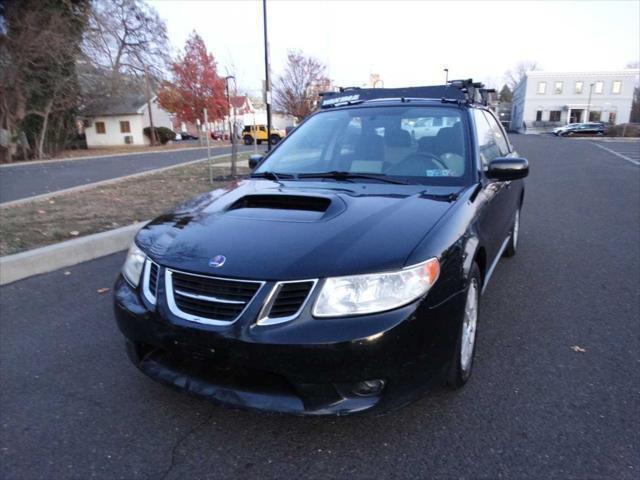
[148,0,640,95]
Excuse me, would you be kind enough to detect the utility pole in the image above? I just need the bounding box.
[586,82,595,123]
[263,0,272,151]
[204,108,213,184]
[143,64,157,146]
[225,75,238,177]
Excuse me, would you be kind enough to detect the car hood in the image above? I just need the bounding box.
[136,179,463,280]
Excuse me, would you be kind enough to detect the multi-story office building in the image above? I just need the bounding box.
[510,70,638,132]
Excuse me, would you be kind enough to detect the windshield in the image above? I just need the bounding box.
[255,106,471,185]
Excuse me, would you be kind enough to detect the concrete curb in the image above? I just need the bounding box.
[1,153,240,208]
[0,221,147,286]
[0,144,229,168]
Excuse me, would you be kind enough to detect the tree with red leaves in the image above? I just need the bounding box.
[158,32,227,124]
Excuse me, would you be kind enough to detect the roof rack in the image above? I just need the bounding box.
[319,79,492,109]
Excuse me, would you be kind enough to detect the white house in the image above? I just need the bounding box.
[510,69,639,133]
[83,94,173,147]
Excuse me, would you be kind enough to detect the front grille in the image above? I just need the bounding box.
[269,281,315,318]
[143,259,160,305]
[167,270,263,325]
[149,262,159,293]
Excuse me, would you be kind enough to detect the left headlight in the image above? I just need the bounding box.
[313,258,440,318]
[122,243,146,287]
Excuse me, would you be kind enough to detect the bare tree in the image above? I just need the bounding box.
[273,50,329,119]
[504,61,541,90]
[82,0,169,95]
[1,0,88,161]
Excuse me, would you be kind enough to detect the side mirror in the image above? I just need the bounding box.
[248,154,263,169]
[487,157,529,181]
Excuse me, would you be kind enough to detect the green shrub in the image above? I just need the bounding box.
[143,126,176,144]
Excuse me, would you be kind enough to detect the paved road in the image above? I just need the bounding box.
[1,136,638,479]
[0,144,253,203]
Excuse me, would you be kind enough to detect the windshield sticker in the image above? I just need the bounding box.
[426,169,453,177]
[321,94,360,107]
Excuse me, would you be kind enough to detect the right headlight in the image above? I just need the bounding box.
[122,242,147,287]
[313,258,440,318]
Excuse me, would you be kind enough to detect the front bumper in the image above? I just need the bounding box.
[113,273,465,415]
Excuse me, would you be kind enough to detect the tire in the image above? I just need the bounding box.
[269,134,280,145]
[243,136,253,145]
[503,207,520,258]
[447,263,481,389]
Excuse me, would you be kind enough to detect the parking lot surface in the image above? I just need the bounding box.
[0,144,251,203]
[590,140,640,165]
[1,135,638,479]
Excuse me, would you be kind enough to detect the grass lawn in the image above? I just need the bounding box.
[0,154,250,256]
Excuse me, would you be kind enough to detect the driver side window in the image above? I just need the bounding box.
[473,109,500,170]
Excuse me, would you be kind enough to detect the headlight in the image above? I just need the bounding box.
[313,258,440,317]
[122,243,146,287]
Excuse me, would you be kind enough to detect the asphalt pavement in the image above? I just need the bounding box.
[0,144,253,203]
[1,135,638,479]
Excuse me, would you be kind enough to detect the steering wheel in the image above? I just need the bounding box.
[387,152,447,176]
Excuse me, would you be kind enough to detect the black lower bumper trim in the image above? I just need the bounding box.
[127,341,380,416]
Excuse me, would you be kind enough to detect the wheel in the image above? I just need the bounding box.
[503,208,520,257]
[243,136,253,145]
[447,263,481,389]
[269,135,280,145]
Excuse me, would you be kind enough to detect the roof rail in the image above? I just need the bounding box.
[319,79,489,109]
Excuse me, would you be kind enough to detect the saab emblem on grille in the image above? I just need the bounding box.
[208,255,226,268]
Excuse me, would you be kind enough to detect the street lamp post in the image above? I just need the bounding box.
[444,68,449,84]
[586,82,595,123]
[225,75,238,177]
[263,0,272,151]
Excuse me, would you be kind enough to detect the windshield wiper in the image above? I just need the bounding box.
[250,171,295,182]
[297,171,410,185]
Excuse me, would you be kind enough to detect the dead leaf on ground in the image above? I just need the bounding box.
[37,209,46,214]
[96,288,110,294]
[570,345,586,353]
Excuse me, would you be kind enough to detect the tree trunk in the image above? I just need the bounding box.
[36,100,54,159]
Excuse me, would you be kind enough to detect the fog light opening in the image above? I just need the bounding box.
[351,379,386,397]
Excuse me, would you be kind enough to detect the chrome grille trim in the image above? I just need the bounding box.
[165,268,265,326]
[256,279,318,326]
[142,258,159,305]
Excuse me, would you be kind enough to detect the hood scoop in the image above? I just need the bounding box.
[223,193,343,223]
[228,194,331,212]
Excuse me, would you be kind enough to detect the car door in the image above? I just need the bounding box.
[472,109,513,262]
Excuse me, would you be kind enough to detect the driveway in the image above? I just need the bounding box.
[0,136,638,479]
[0,144,252,203]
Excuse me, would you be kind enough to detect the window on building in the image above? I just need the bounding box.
[554,82,563,94]
[594,81,604,94]
[588,111,601,122]
[535,110,543,121]
[611,81,622,94]
[549,111,562,122]
[575,81,583,94]
[95,122,106,134]
[120,121,131,133]
[537,82,547,94]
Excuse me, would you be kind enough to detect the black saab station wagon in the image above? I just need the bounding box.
[114,80,529,415]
